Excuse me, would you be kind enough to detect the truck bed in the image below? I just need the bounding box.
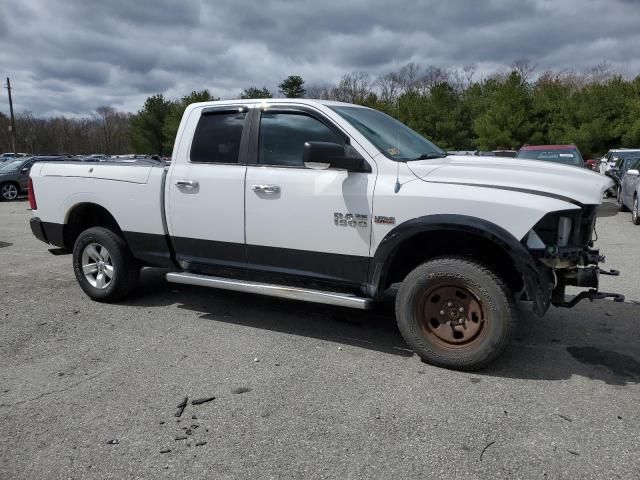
[30,161,170,265]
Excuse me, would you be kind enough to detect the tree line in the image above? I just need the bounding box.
[2,62,640,159]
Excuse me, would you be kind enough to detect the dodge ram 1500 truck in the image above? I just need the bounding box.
[29,99,621,370]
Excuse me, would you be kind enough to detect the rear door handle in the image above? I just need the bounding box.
[252,184,280,194]
[175,179,199,188]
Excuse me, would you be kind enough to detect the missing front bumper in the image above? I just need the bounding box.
[551,266,625,308]
[553,289,625,308]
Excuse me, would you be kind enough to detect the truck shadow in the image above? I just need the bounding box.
[125,268,640,386]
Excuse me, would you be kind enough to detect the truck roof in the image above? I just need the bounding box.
[187,98,367,109]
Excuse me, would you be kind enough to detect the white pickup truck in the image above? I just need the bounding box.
[29,99,620,370]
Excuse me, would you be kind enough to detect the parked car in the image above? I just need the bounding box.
[0,156,64,200]
[619,158,640,224]
[599,148,640,175]
[609,155,640,203]
[0,153,28,163]
[29,99,619,371]
[492,150,517,158]
[516,145,585,168]
[585,159,599,171]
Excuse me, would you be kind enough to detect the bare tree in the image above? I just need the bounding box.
[330,72,373,104]
[511,58,537,83]
[375,72,401,103]
[305,84,332,100]
[396,62,421,94]
[420,66,450,93]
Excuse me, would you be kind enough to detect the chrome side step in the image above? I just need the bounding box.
[165,272,373,310]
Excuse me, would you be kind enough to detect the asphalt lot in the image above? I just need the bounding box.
[1,198,639,479]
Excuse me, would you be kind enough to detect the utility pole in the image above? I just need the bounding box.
[5,77,17,153]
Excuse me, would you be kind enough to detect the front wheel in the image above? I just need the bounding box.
[633,196,640,225]
[72,227,140,301]
[395,257,516,371]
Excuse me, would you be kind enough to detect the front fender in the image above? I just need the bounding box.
[367,214,553,316]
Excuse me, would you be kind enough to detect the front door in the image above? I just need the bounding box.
[244,106,375,289]
[166,105,251,272]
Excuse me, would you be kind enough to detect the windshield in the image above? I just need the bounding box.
[330,106,445,161]
[516,149,583,166]
[0,159,24,172]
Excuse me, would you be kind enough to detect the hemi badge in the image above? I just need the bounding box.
[374,216,396,225]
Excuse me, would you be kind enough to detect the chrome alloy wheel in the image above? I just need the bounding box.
[81,243,114,289]
[1,184,18,200]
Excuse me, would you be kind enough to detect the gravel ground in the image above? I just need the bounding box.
[0,199,639,479]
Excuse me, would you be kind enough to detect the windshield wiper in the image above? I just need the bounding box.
[409,152,447,161]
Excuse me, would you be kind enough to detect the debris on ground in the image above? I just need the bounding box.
[479,441,495,461]
[160,448,171,454]
[175,436,187,441]
[175,396,188,417]
[567,450,580,456]
[557,414,573,422]
[191,397,215,405]
[192,414,197,420]
[231,387,251,395]
[196,441,207,447]
[253,357,259,362]
[106,439,119,445]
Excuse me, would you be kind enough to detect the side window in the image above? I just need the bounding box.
[259,112,343,167]
[190,111,247,164]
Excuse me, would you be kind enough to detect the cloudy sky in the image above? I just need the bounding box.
[1,0,639,117]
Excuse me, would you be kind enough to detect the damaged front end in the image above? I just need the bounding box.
[524,207,624,310]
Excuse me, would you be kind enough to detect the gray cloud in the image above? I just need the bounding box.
[1,0,639,117]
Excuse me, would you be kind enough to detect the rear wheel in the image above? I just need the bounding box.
[395,257,516,371]
[1,182,19,201]
[72,227,140,301]
[633,196,640,225]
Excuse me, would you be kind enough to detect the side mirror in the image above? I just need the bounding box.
[303,141,370,172]
[626,169,640,177]
[21,167,29,173]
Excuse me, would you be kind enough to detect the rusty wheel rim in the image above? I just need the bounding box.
[417,281,487,349]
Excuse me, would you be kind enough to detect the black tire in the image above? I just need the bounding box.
[72,227,139,302]
[633,196,640,225]
[0,182,20,201]
[395,256,516,371]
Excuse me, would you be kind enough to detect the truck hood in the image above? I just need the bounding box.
[407,155,614,205]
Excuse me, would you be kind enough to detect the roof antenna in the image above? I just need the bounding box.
[394,97,401,193]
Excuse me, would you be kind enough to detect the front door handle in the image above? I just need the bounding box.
[252,184,280,194]
[175,179,199,189]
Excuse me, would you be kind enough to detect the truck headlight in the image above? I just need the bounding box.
[557,217,573,247]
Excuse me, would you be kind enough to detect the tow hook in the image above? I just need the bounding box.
[555,289,625,308]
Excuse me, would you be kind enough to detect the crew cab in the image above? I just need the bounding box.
[29,99,620,370]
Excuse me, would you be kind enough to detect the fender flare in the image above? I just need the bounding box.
[366,214,552,316]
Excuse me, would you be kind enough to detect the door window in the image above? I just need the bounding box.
[190,111,247,164]
[258,112,343,167]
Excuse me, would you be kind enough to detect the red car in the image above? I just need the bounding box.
[516,144,585,168]
[585,159,598,171]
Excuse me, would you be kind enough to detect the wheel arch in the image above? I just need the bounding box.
[367,214,552,315]
[63,202,124,250]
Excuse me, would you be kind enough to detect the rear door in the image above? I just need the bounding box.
[244,105,375,289]
[166,105,252,272]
